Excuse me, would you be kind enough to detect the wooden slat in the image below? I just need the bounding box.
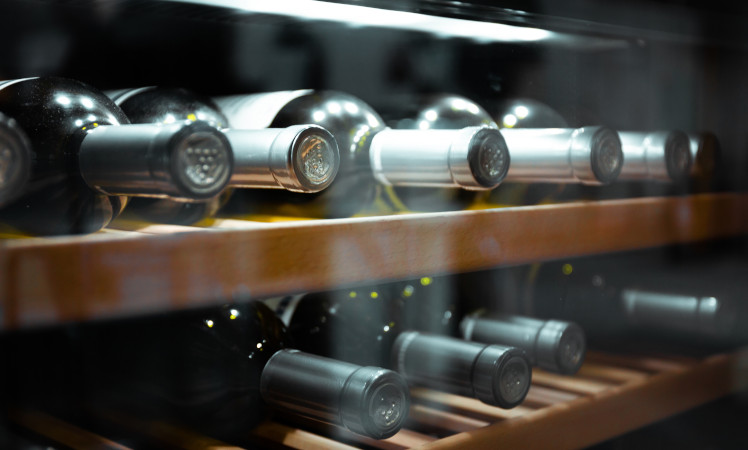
[522,385,582,407]
[260,414,437,450]
[106,220,206,234]
[410,388,534,421]
[371,429,437,449]
[327,428,437,450]
[576,362,650,384]
[10,410,132,450]
[530,369,613,395]
[250,421,359,450]
[407,405,490,433]
[1,193,747,329]
[91,407,243,449]
[585,351,693,373]
[419,350,743,450]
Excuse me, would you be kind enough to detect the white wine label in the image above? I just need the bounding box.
[263,294,305,326]
[214,90,313,129]
[105,87,156,104]
[0,78,38,91]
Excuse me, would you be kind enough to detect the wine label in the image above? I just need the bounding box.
[0,78,38,91]
[263,294,305,326]
[214,90,313,129]
[105,86,156,104]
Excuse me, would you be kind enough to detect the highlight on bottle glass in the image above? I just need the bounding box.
[585,126,625,185]
[0,112,31,207]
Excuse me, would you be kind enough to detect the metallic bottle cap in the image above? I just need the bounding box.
[339,366,410,440]
[571,126,624,185]
[618,130,692,182]
[663,130,693,181]
[472,345,532,408]
[535,320,586,375]
[284,125,339,192]
[172,126,233,198]
[466,127,511,189]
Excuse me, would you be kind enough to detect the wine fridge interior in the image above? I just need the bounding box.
[1,0,747,449]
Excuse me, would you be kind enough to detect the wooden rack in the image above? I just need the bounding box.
[1,192,747,330]
[2,192,747,448]
[11,348,746,449]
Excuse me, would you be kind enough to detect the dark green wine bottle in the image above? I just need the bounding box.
[0,77,233,235]
[215,90,509,217]
[108,87,339,225]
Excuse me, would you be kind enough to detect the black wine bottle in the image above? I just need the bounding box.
[497,98,699,202]
[0,77,234,235]
[390,95,623,187]
[214,90,510,217]
[528,253,747,351]
[267,288,532,408]
[2,301,410,442]
[0,112,31,208]
[391,275,586,374]
[498,99,694,183]
[616,131,692,183]
[108,87,339,225]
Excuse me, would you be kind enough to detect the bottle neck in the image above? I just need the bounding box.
[618,131,692,182]
[621,289,734,338]
[260,349,409,439]
[78,122,233,200]
[391,331,531,408]
[500,126,623,185]
[369,127,509,190]
[225,125,339,193]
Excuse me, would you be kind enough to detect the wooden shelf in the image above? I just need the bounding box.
[1,193,747,330]
[11,348,746,449]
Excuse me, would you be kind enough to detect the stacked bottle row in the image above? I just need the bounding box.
[0,77,714,236]
[0,275,590,445]
[4,242,743,445]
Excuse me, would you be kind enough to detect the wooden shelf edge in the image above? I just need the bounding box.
[418,349,747,450]
[1,193,746,330]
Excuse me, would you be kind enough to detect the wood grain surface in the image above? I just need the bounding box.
[1,193,746,329]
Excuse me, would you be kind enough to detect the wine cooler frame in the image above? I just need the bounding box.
[2,0,748,447]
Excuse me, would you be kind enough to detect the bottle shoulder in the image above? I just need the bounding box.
[115,87,229,128]
[271,91,387,153]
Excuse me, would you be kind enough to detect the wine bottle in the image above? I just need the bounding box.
[392,275,586,374]
[267,288,532,408]
[0,112,31,208]
[389,95,623,186]
[497,98,701,203]
[616,131,692,182]
[108,87,339,225]
[498,99,694,184]
[2,301,410,442]
[529,253,746,350]
[214,90,510,217]
[459,314,586,375]
[0,77,234,235]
